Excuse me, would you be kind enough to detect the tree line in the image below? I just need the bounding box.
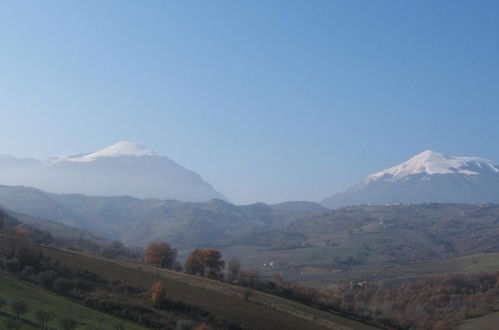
[143,240,499,330]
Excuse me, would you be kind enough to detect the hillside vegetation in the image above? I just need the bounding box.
[0,271,144,330]
[3,184,499,291]
[0,235,376,330]
[220,203,499,288]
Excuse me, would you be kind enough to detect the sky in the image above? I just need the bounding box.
[0,1,498,204]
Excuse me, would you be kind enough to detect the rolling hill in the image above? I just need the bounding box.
[0,185,321,247]
[0,236,376,330]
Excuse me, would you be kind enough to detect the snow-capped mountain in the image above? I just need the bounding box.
[321,150,499,209]
[0,141,226,202]
[48,141,157,163]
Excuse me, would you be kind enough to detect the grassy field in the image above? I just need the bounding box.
[39,245,379,330]
[0,271,146,330]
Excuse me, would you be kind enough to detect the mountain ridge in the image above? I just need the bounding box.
[0,184,320,247]
[321,150,499,209]
[0,141,226,202]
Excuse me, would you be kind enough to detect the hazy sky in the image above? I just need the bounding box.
[1,1,498,204]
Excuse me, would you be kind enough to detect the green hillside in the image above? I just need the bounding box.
[0,271,145,330]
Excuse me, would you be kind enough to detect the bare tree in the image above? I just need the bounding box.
[226,257,241,283]
[10,300,28,319]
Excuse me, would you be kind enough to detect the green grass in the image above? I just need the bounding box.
[39,245,379,330]
[0,271,146,330]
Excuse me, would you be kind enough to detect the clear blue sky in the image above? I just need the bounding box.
[1,1,498,204]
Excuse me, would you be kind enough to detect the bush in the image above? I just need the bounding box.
[195,323,212,330]
[113,321,126,330]
[10,299,28,319]
[35,310,55,330]
[37,270,58,288]
[21,265,35,279]
[58,316,77,330]
[151,281,167,306]
[53,278,73,294]
[3,319,22,330]
[243,288,253,302]
[177,320,194,330]
[0,296,6,309]
[75,278,93,292]
[4,258,20,273]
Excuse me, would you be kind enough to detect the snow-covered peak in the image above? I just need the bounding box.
[83,141,156,159]
[49,141,156,163]
[365,150,499,183]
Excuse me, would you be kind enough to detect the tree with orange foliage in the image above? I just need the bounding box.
[12,224,30,241]
[432,320,451,330]
[151,281,167,306]
[195,322,212,330]
[144,241,177,269]
[4,224,30,258]
[202,249,225,279]
[185,249,225,279]
[184,249,204,276]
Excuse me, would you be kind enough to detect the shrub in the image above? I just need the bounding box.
[195,322,213,330]
[21,265,35,279]
[243,288,253,302]
[113,321,126,330]
[4,258,20,273]
[0,296,6,309]
[58,316,77,330]
[53,278,73,294]
[37,270,58,288]
[177,320,194,330]
[3,319,22,330]
[151,281,167,306]
[10,299,28,319]
[35,310,55,330]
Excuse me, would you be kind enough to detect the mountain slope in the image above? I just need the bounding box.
[321,150,499,209]
[0,141,226,202]
[0,185,307,247]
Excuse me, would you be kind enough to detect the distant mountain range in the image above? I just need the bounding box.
[0,141,226,202]
[0,185,324,247]
[2,144,498,209]
[321,150,499,209]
